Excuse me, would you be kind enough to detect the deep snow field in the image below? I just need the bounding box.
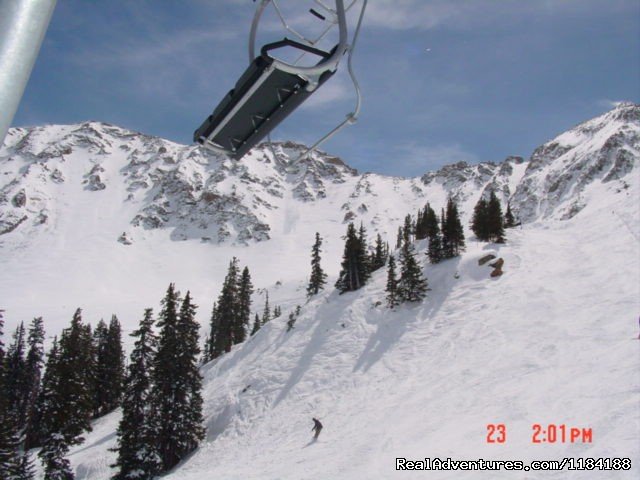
[29,162,639,480]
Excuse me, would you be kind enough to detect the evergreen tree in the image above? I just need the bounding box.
[236,267,254,344]
[91,320,108,417]
[250,313,261,336]
[395,226,403,250]
[443,197,465,257]
[371,233,387,271]
[440,208,451,260]
[113,308,160,480]
[40,433,73,480]
[504,202,515,228]
[426,213,443,264]
[4,322,28,426]
[12,450,36,480]
[487,191,506,243]
[23,317,45,449]
[402,214,413,246]
[471,196,490,241]
[203,302,218,362]
[335,223,369,293]
[398,240,428,303]
[213,259,239,357]
[37,338,74,480]
[150,289,205,473]
[94,316,124,417]
[357,223,372,285]
[385,254,400,308]
[261,291,271,325]
[0,321,24,479]
[40,310,94,446]
[30,337,60,449]
[307,233,327,297]
[11,451,36,480]
[414,208,426,240]
[423,203,439,238]
[286,313,296,332]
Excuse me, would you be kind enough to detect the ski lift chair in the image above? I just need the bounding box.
[194,0,367,161]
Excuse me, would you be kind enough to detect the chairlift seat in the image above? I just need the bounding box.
[194,39,336,160]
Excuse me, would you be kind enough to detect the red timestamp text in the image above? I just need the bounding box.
[486,424,593,444]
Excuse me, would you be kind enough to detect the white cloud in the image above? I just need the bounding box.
[596,99,627,109]
[300,76,352,110]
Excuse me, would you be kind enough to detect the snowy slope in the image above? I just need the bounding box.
[1,104,639,479]
[52,165,640,480]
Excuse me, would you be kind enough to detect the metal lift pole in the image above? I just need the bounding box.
[0,0,57,147]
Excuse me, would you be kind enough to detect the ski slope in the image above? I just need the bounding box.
[49,168,640,480]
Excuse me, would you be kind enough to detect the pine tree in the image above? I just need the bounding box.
[385,254,400,308]
[150,289,205,473]
[0,320,24,478]
[93,316,124,417]
[307,233,328,297]
[236,267,254,344]
[4,322,28,427]
[440,208,451,259]
[286,306,303,332]
[398,240,428,303]
[504,202,515,228]
[213,259,239,357]
[415,208,426,240]
[487,191,506,243]
[12,451,36,480]
[23,317,45,449]
[443,197,465,257]
[91,319,109,417]
[250,313,261,336]
[40,309,94,446]
[471,196,490,241]
[12,450,36,480]
[203,302,218,362]
[40,433,73,480]
[371,233,387,271]
[357,223,371,285]
[113,308,160,480]
[30,337,60,450]
[335,223,369,293]
[175,293,205,460]
[426,213,443,264]
[37,337,74,480]
[262,291,271,324]
[402,214,413,246]
[395,226,403,250]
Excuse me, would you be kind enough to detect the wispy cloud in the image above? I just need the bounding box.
[300,76,352,111]
[596,99,627,110]
[364,0,637,31]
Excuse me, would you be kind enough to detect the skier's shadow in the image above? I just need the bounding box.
[303,437,318,448]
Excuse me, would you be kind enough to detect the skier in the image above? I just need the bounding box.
[311,418,323,440]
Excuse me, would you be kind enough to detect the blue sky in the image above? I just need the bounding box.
[12,0,640,176]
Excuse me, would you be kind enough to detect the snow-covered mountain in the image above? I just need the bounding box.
[1,103,639,479]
